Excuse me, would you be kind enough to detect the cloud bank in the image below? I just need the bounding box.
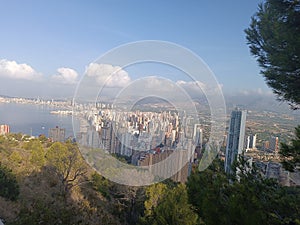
[51,67,79,84]
[85,63,131,87]
[0,59,41,80]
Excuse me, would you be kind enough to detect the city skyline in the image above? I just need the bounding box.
[0,1,299,223]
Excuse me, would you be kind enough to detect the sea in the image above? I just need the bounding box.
[0,102,75,138]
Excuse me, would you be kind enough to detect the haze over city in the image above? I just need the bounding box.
[0,1,299,224]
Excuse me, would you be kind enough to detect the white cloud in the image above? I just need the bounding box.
[85,63,131,87]
[174,80,224,100]
[0,59,41,80]
[176,80,206,90]
[176,80,223,92]
[142,76,175,89]
[239,88,272,96]
[51,67,78,84]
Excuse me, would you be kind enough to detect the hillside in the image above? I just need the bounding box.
[0,134,144,225]
[1,133,299,225]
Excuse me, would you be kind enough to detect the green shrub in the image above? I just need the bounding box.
[0,163,19,201]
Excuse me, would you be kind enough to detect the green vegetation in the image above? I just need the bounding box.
[245,0,300,109]
[187,158,300,225]
[0,136,122,224]
[246,0,300,174]
[91,172,111,199]
[0,133,299,225]
[28,139,45,169]
[280,125,300,171]
[0,135,150,224]
[0,163,19,201]
[139,182,198,225]
[45,141,87,195]
[143,183,167,217]
[1,1,300,224]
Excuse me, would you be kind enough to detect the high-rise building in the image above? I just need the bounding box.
[269,136,279,153]
[264,141,270,150]
[224,109,247,173]
[246,134,257,151]
[137,149,190,183]
[193,124,203,147]
[0,124,10,135]
[49,126,65,142]
[100,121,112,153]
[87,128,100,148]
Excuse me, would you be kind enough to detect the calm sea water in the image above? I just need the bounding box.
[0,102,75,138]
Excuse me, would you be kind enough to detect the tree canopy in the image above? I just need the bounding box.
[0,163,19,201]
[187,158,300,225]
[139,183,198,225]
[280,125,300,171]
[45,142,87,194]
[245,0,300,109]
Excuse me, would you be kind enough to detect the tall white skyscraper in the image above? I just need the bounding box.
[224,109,247,173]
[246,134,257,151]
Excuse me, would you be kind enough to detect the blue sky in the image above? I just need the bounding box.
[0,0,269,98]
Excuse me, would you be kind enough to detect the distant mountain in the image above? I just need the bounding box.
[133,96,171,105]
[225,93,293,114]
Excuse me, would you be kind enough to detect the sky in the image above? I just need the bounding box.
[0,0,271,100]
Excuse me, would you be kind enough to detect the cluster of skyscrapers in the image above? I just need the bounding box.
[76,106,204,182]
[72,103,285,183]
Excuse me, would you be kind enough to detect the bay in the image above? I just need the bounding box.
[0,102,75,138]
